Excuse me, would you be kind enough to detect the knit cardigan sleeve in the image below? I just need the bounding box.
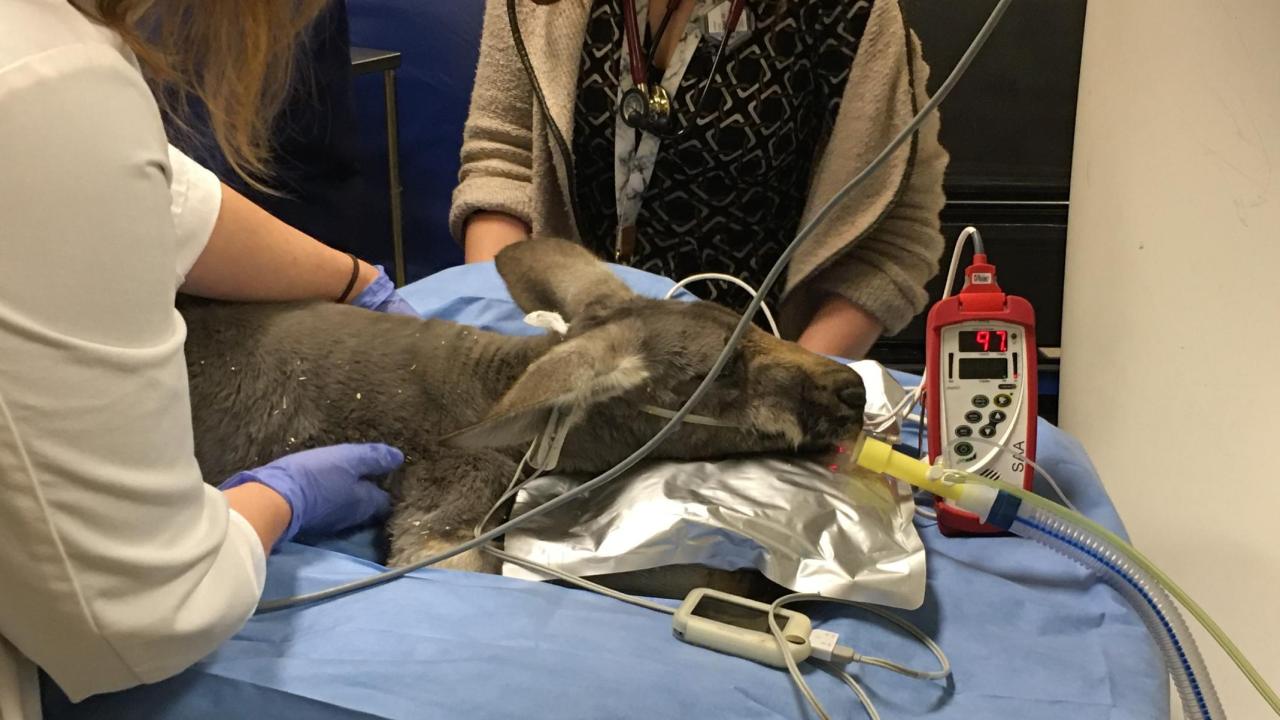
[784,8,949,338]
[449,0,538,244]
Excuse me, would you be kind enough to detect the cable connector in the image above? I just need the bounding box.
[807,631,877,668]
[809,628,840,662]
[811,636,875,672]
[832,644,858,665]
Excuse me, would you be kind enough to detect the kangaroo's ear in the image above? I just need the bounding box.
[495,237,635,321]
[442,321,648,450]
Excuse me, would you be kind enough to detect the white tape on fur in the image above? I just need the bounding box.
[524,311,570,336]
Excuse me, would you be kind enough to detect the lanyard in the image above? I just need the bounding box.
[620,0,681,91]
[612,0,748,263]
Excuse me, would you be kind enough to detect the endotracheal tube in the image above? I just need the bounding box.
[849,436,1280,720]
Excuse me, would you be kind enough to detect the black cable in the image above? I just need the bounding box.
[506,0,586,242]
[644,0,685,77]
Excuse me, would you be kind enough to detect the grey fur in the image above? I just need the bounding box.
[180,239,865,598]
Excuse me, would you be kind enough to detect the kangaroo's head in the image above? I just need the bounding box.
[444,238,866,472]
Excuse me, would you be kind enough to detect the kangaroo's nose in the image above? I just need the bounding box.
[837,384,865,412]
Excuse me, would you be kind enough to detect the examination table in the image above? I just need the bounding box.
[42,263,1166,720]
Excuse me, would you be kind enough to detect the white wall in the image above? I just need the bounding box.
[1061,1,1280,716]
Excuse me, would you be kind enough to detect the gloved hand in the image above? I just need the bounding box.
[351,265,418,316]
[219,443,403,547]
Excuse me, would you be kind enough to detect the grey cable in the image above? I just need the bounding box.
[506,0,585,240]
[964,435,1080,513]
[254,0,1013,614]
[476,446,676,616]
[483,545,676,616]
[969,226,986,256]
[814,661,882,720]
[941,226,983,300]
[769,593,951,720]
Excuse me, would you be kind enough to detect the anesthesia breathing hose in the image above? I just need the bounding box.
[849,436,1280,720]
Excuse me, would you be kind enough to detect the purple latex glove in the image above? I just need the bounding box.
[219,443,403,548]
[351,265,418,316]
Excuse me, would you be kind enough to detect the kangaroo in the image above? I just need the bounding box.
[180,238,865,598]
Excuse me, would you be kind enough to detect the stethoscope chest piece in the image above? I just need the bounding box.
[622,84,673,134]
[619,0,747,138]
[647,84,672,127]
[620,86,651,126]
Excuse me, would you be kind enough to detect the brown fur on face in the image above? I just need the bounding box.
[493,299,867,474]
[180,238,865,599]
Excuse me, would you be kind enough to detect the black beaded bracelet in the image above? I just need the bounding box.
[336,253,360,303]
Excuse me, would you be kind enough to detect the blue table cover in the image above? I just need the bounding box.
[43,263,1166,720]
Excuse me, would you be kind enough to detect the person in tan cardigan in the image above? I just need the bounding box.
[451,0,949,359]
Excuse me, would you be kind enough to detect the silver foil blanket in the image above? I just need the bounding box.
[502,362,925,608]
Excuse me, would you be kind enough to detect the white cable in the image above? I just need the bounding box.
[671,271,916,435]
[828,604,950,681]
[874,226,981,438]
[767,593,951,720]
[915,395,927,460]
[843,604,950,675]
[1032,461,1077,513]
[664,272,782,339]
[942,226,984,300]
[963,435,1080,513]
[472,442,544,539]
[814,661,882,720]
[483,545,676,616]
[865,384,924,434]
[637,403,740,427]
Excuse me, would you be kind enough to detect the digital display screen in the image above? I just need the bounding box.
[958,358,1009,380]
[692,596,786,633]
[959,329,1009,353]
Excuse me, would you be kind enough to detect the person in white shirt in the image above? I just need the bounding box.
[0,1,415,717]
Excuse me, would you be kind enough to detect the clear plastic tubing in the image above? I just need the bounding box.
[1011,506,1224,720]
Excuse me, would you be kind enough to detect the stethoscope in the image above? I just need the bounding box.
[618,0,749,138]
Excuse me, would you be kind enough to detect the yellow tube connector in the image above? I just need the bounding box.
[851,437,966,501]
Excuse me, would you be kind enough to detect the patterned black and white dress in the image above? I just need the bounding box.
[571,0,873,310]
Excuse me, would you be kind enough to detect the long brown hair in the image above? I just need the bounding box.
[85,0,331,189]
